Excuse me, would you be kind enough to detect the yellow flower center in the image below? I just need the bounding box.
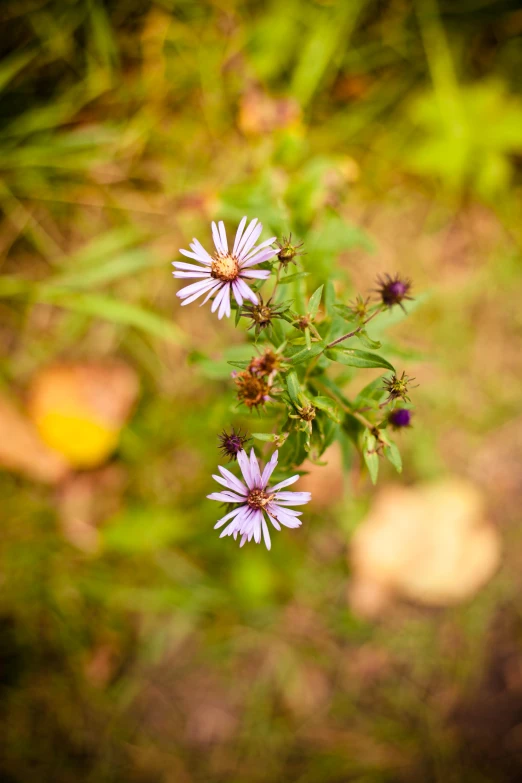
[211,253,239,282]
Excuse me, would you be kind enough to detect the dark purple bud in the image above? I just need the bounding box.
[375,274,413,309]
[388,408,412,429]
[218,427,251,461]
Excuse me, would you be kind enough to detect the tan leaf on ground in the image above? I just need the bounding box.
[27,361,139,469]
[0,391,69,483]
[349,479,501,616]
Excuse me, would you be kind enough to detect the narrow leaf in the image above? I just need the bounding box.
[308,285,323,319]
[313,396,342,423]
[363,430,379,485]
[325,348,394,372]
[285,371,302,406]
[278,271,310,286]
[384,441,402,474]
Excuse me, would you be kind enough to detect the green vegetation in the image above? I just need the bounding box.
[1,1,522,781]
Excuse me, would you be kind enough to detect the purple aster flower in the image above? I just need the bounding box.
[207,448,311,550]
[172,217,278,319]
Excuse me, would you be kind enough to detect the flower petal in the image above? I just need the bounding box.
[173,271,210,279]
[239,269,271,279]
[261,517,272,550]
[239,222,263,259]
[214,505,245,529]
[273,491,311,506]
[268,475,299,492]
[240,247,278,268]
[243,236,277,261]
[261,450,278,486]
[268,503,303,527]
[172,261,211,272]
[253,510,263,543]
[234,277,258,304]
[232,280,244,307]
[200,280,223,305]
[249,447,263,488]
[233,216,247,255]
[178,278,218,305]
[237,449,254,489]
[218,283,231,320]
[211,221,224,254]
[212,474,231,489]
[218,220,228,253]
[235,218,258,258]
[217,465,248,495]
[179,248,210,263]
[190,239,213,264]
[211,283,228,313]
[266,510,281,531]
[207,490,247,503]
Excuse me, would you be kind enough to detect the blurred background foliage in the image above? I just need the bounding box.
[1,0,522,781]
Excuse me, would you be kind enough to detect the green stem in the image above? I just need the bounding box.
[326,306,383,349]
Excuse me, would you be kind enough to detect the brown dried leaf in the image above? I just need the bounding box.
[0,391,69,483]
[349,479,501,615]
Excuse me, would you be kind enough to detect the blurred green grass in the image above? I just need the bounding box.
[1,1,522,782]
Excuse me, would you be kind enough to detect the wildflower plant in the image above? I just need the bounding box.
[173,216,419,547]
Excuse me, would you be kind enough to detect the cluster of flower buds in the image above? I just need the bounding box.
[172,216,419,548]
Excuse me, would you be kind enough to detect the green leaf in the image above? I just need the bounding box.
[363,430,379,485]
[102,506,183,553]
[356,329,381,350]
[40,290,185,344]
[324,280,335,315]
[354,375,387,407]
[252,432,289,447]
[304,327,312,350]
[333,303,358,324]
[317,376,352,410]
[48,249,157,289]
[278,271,310,286]
[308,285,323,319]
[313,396,342,423]
[286,340,325,365]
[285,371,302,406]
[384,441,402,474]
[325,348,394,372]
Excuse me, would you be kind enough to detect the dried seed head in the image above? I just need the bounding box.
[297,404,316,422]
[383,371,416,403]
[248,349,283,378]
[240,295,291,338]
[275,233,305,267]
[234,370,272,410]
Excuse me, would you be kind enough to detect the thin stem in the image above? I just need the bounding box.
[326,306,383,349]
[271,264,282,302]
